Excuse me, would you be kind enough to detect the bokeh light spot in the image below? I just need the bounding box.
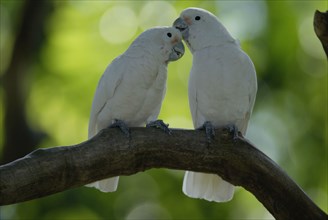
[99,6,138,44]
[126,202,171,220]
[139,1,178,30]
[215,1,267,40]
[298,15,326,59]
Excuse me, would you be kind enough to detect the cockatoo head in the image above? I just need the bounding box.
[129,27,185,64]
[173,7,234,53]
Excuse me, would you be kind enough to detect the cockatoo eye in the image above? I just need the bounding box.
[195,16,201,21]
[167,32,172,38]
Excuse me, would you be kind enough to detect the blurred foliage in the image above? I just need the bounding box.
[0,1,327,219]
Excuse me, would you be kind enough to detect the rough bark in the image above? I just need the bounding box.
[314,10,328,58]
[0,127,326,220]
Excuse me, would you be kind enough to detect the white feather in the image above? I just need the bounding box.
[183,171,234,202]
[177,8,257,202]
[86,27,183,192]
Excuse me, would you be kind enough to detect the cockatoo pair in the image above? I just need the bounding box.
[86,7,257,203]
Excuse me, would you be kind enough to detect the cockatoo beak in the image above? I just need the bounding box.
[173,18,189,40]
[168,41,185,62]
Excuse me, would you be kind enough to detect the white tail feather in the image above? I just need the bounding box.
[183,171,234,202]
[86,177,119,192]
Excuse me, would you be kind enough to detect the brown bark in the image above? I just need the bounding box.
[314,10,328,58]
[0,127,326,220]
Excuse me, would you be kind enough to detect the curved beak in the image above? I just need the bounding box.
[168,41,185,62]
[173,17,189,39]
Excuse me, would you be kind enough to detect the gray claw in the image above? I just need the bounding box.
[146,120,172,135]
[109,119,130,137]
[226,124,238,141]
[197,121,215,143]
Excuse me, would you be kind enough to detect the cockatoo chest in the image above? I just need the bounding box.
[111,62,167,126]
[189,46,252,128]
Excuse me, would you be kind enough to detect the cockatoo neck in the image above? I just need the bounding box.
[187,33,236,53]
[186,22,236,53]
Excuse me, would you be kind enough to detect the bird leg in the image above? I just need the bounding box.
[109,119,130,137]
[146,120,172,135]
[197,121,215,143]
[225,124,239,141]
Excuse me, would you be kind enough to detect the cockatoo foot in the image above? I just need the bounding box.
[225,124,238,141]
[109,119,130,137]
[197,121,215,143]
[146,120,172,135]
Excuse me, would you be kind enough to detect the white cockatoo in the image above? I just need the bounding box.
[174,7,257,202]
[86,27,184,192]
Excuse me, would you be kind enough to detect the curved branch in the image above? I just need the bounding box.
[314,10,328,58]
[0,127,326,220]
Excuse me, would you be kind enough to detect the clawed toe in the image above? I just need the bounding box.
[109,119,130,137]
[197,121,215,143]
[146,120,172,135]
[197,122,239,143]
[226,124,238,141]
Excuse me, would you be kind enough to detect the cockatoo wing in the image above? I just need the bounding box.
[88,57,124,139]
[175,7,257,203]
[86,27,184,193]
[86,57,127,192]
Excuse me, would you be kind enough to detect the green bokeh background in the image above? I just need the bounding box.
[1,1,327,219]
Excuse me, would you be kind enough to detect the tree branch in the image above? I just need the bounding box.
[0,128,326,219]
[314,10,328,58]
